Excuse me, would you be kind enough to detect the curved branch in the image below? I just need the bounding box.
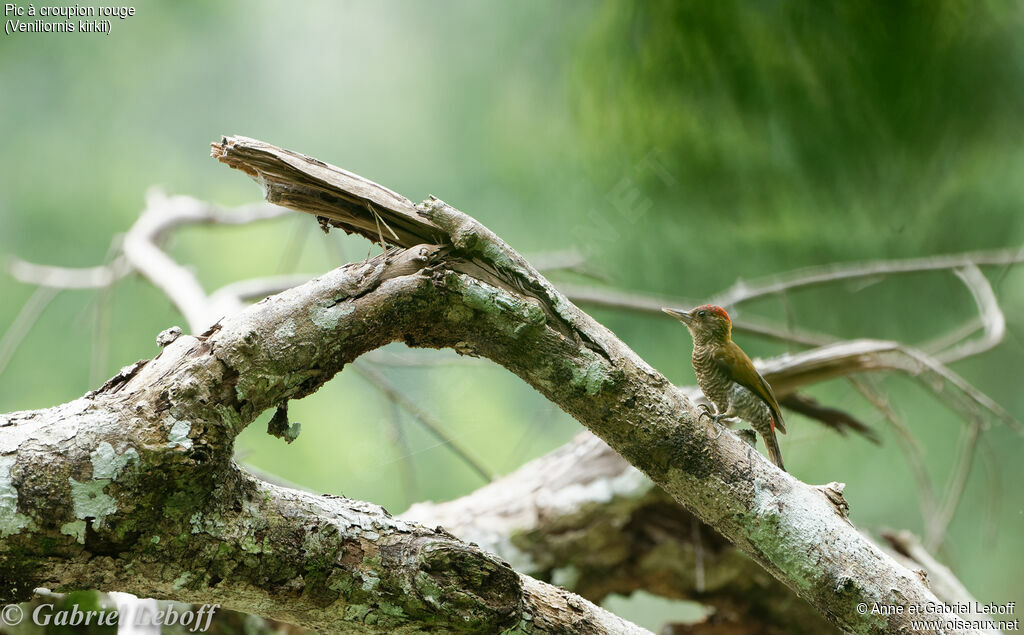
[7,190,290,333]
[121,190,290,331]
[709,246,1024,307]
[7,254,131,289]
[756,339,1021,435]
[0,252,647,634]
[934,265,1005,363]
[0,286,60,376]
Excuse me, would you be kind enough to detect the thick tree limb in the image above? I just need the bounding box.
[0,255,646,634]
[404,428,1001,633]
[403,432,839,634]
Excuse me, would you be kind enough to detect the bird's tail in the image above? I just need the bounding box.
[760,426,786,472]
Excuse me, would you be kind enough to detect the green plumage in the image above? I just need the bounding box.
[663,305,787,471]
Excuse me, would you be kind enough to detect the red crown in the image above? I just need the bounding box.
[694,304,730,322]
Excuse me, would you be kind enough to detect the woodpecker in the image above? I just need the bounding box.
[662,304,787,471]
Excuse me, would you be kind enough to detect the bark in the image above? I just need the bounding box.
[0,251,645,634]
[403,432,838,634]
[404,431,1001,634]
[0,136,998,634]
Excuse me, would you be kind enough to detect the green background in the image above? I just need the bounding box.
[1,1,1022,629]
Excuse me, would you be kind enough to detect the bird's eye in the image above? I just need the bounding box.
[697,310,706,317]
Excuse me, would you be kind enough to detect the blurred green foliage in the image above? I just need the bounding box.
[576,1,1024,257]
[1,1,1022,629]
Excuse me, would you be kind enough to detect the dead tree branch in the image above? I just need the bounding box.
[0,252,648,634]
[709,247,1024,307]
[403,432,839,634]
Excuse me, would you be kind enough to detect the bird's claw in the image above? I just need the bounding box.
[697,403,717,422]
[698,404,726,439]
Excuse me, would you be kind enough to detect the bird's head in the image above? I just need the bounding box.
[662,304,732,345]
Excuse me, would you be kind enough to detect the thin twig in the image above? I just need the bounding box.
[89,281,114,388]
[779,288,797,353]
[386,400,420,506]
[368,201,391,252]
[525,248,586,274]
[560,283,695,314]
[88,239,123,387]
[977,438,1001,548]
[848,376,937,524]
[0,286,60,377]
[528,248,610,282]
[561,284,834,347]
[757,339,1022,436]
[920,319,983,357]
[925,418,981,552]
[710,246,1024,307]
[7,254,132,289]
[352,362,493,483]
[277,215,312,275]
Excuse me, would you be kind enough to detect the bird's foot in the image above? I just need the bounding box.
[698,404,726,439]
[697,403,723,423]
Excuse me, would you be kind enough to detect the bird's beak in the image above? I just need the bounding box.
[661,307,692,324]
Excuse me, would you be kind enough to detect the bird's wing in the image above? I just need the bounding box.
[712,342,787,434]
